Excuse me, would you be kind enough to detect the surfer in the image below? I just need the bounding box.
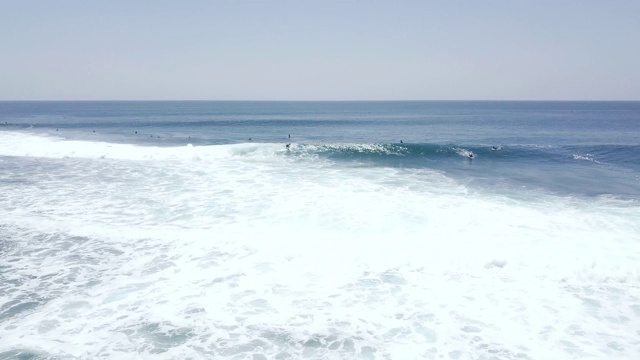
[249,137,252,141]
[286,143,291,150]
[468,153,475,159]
[400,140,403,144]
[288,134,291,138]
[491,146,499,151]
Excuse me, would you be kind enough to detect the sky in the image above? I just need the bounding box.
[1,0,639,101]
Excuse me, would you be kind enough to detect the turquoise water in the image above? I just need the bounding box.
[1,101,639,359]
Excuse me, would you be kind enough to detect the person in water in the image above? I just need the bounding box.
[286,143,291,150]
[400,140,403,143]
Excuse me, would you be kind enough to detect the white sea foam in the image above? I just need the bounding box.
[454,148,475,159]
[300,143,405,156]
[573,153,604,164]
[0,132,285,161]
[1,133,640,359]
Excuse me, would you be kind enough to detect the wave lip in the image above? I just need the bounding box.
[0,133,486,163]
[0,132,287,161]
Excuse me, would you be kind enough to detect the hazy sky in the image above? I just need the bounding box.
[1,0,639,100]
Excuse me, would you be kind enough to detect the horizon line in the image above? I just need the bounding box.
[1,99,639,102]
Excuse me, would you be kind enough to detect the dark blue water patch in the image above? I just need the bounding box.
[3,100,640,147]
[0,301,42,321]
[457,160,640,199]
[0,349,54,360]
[292,142,640,172]
[291,142,640,199]
[293,143,565,166]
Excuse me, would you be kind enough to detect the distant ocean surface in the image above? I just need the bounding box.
[1,101,639,359]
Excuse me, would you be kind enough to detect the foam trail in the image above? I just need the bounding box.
[0,132,285,161]
[1,135,640,358]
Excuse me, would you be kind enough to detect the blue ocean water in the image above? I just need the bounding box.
[1,101,639,359]
[2,101,639,198]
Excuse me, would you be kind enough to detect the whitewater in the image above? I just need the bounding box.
[1,101,639,359]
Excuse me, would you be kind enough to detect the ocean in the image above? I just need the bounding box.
[1,101,639,359]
